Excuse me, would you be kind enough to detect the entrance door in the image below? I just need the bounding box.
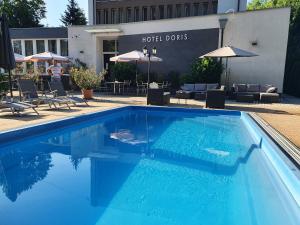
[102,40,119,80]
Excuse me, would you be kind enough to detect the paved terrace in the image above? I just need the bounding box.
[1,94,300,150]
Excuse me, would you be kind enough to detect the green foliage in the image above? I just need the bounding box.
[0,0,46,28]
[70,67,105,90]
[182,58,223,84]
[61,0,87,26]
[248,0,300,96]
[0,74,9,93]
[110,63,137,82]
[167,71,181,89]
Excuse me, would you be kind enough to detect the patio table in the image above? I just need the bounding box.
[106,81,125,94]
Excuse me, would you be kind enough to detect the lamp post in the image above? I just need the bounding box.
[143,46,157,92]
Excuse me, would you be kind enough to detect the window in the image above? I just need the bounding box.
[13,40,22,54]
[203,2,208,15]
[111,8,116,24]
[103,40,117,52]
[96,10,101,24]
[158,5,164,19]
[150,6,156,20]
[193,3,200,16]
[36,40,45,53]
[48,40,57,54]
[134,7,139,22]
[118,8,123,23]
[104,9,108,24]
[25,40,33,56]
[60,39,68,56]
[176,4,182,18]
[126,7,132,22]
[142,7,148,21]
[212,1,218,14]
[184,4,190,17]
[167,5,173,18]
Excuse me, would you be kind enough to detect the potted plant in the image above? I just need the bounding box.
[70,67,104,99]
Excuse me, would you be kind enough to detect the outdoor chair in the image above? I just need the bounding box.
[0,94,38,115]
[48,80,89,106]
[18,79,72,109]
[147,82,170,106]
[137,83,147,95]
[206,86,226,109]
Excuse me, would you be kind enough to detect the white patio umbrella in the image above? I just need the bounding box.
[24,51,69,62]
[110,50,163,83]
[14,53,27,63]
[200,46,258,86]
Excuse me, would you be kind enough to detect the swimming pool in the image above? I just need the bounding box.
[0,106,299,225]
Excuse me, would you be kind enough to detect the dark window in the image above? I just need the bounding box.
[36,40,45,54]
[150,6,156,20]
[159,5,164,19]
[96,10,101,24]
[13,40,22,55]
[134,7,139,22]
[104,9,108,24]
[203,2,208,15]
[167,5,173,18]
[193,3,200,16]
[60,40,68,56]
[111,8,116,24]
[184,3,190,17]
[118,8,123,23]
[142,7,148,21]
[48,40,57,54]
[126,7,132,22]
[212,1,218,14]
[103,40,116,52]
[176,4,181,18]
[25,40,33,56]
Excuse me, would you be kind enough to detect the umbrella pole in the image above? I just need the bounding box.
[8,70,13,99]
[135,60,138,84]
[225,58,229,88]
[147,58,151,94]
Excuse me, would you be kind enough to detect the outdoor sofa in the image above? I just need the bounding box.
[176,83,220,100]
[232,84,280,103]
[147,82,170,106]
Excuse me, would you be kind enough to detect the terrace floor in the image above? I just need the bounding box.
[1,94,300,149]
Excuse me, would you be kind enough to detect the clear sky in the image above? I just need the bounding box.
[42,0,253,27]
[42,0,89,27]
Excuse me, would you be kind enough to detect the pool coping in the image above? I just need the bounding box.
[0,105,300,207]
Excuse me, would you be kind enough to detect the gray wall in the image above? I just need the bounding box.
[118,29,219,75]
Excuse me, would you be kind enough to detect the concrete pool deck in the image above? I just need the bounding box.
[1,94,300,150]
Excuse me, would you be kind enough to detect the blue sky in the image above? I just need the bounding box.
[42,0,89,27]
[42,0,253,27]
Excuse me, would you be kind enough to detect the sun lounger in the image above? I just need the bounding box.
[18,79,71,109]
[48,80,89,106]
[1,96,39,115]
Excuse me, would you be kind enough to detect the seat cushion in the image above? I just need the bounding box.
[194,83,207,92]
[234,84,247,92]
[247,84,260,92]
[206,83,219,90]
[181,84,195,92]
[261,84,274,93]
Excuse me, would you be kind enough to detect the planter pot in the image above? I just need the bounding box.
[82,89,93,99]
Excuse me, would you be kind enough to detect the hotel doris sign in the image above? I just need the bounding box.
[142,33,189,43]
[119,29,219,73]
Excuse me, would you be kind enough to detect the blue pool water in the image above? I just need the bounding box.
[0,107,299,225]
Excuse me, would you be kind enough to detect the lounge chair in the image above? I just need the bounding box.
[206,86,226,109]
[18,79,72,109]
[0,94,39,115]
[48,80,89,106]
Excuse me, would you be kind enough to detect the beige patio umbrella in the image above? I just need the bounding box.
[200,46,258,85]
[24,51,69,62]
[110,50,163,83]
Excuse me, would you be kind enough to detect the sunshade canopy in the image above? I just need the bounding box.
[110,50,163,62]
[200,46,258,58]
[25,51,69,62]
[14,53,27,63]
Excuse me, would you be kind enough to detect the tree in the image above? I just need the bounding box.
[0,0,46,28]
[61,0,87,26]
[248,0,300,97]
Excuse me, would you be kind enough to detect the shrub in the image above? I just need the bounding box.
[0,74,9,93]
[110,63,137,82]
[189,58,223,83]
[70,67,105,90]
